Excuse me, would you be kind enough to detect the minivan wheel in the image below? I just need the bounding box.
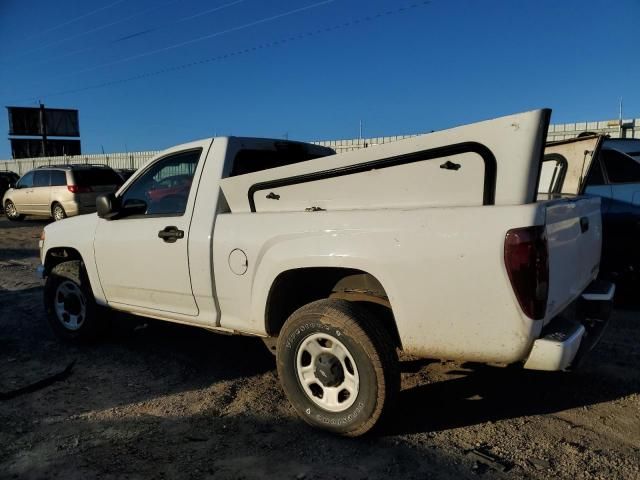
[4,200,24,221]
[52,202,67,221]
[276,299,399,436]
[44,260,105,343]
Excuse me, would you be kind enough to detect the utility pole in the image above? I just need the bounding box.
[39,102,48,156]
[619,97,623,138]
[359,120,362,145]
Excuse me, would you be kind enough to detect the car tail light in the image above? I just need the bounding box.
[67,185,92,193]
[504,226,549,320]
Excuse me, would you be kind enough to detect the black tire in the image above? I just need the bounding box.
[4,200,25,221]
[276,299,399,436]
[51,202,67,221]
[44,260,105,343]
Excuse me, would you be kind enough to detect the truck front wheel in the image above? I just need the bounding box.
[44,260,105,342]
[276,299,399,436]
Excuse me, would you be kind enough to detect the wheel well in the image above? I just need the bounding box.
[51,201,63,214]
[44,247,83,276]
[265,268,402,349]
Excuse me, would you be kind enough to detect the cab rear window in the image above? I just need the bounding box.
[73,169,122,186]
[230,147,332,177]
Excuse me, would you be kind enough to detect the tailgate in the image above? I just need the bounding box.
[544,195,602,322]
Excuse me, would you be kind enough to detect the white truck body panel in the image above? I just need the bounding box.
[40,108,606,368]
[213,195,601,363]
[543,196,601,323]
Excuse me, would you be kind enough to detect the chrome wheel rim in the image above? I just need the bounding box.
[53,205,65,221]
[5,202,17,218]
[54,280,86,331]
[296,332,360,412]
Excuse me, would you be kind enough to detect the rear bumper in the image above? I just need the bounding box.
[523,280,615,371]
[60,200,96,217]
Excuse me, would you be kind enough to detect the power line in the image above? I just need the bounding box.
[2,0,185,62]
[49,0,336,82]
[22,0,128,41]
[5,0,244,67]
[110,0,244,42]
[7,1,431,104]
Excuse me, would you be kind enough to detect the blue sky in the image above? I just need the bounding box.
[0,0,638,158]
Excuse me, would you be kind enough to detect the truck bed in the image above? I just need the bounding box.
[212,109,602,363]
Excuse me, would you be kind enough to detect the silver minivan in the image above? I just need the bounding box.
[3,164,123,221]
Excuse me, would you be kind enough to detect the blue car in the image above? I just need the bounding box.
[542,136,640,283]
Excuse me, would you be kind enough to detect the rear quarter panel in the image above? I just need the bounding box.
[214,204,548,364]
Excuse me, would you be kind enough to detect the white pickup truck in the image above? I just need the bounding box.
[38,109,614,436]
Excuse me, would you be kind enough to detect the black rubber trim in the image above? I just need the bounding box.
[247,141,497,212]
[531,108,553,203]
[541,153,568,194]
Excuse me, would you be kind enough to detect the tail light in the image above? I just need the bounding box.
[504,226,549,320]
[67,185,92,193]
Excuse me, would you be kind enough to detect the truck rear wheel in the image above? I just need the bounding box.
[276,299,399,436]
[44,260,105,343]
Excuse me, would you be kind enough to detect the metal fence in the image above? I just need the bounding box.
[2,117,638,175]
[0,151,160,175]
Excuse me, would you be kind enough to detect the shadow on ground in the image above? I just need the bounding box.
[1,271,638,442]
[2,412,486,480]
[383,309,640,436]
[0,217,50,230]
[0,248,39,261]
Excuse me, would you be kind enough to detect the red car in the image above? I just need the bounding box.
[147,174,192,203]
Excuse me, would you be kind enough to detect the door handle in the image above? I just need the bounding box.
[580,216,589,233]
[158,226,184,243]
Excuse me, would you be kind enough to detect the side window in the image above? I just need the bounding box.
[585,158,605,186]
[601,149,640,183]
[34,170,51,187]
[119,149,201,216]
[17,171,35,188]
[51,171,67,186]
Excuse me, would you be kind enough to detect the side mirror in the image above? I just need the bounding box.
[96,193,120,220]
[121,199,147,216]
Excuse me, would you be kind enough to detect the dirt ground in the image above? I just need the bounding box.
[0,216,638,480]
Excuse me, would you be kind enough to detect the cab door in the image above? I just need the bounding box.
[93,140,211,316]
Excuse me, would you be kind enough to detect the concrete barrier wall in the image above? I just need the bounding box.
[2,118,638,175]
